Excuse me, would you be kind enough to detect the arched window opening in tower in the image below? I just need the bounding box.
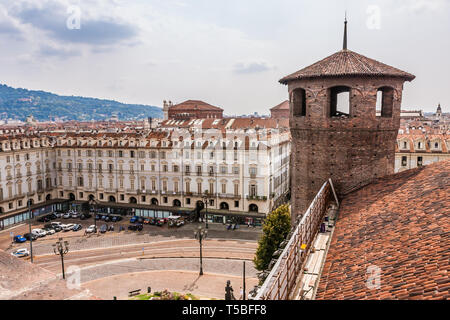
[292,88,307,117]
[376,87,394,118]
[329,86,350,118]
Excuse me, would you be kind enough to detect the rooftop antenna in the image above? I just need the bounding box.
[343,12,348,50]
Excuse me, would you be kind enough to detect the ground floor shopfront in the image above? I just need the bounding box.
[0,199,266,230]
[0,200,69,230]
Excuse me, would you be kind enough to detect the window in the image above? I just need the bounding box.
[130,151,135,158]
[417,156,423,167]
[119,150,123,157]
[221,183,226,194]
[234,200,239,208]
[292,88,306,116]
[401,156,407,167]
[376,87,394,118]
[250,184,257,197]
[330,86,350,117]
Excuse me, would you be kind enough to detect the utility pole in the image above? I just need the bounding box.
[28,201,33,263]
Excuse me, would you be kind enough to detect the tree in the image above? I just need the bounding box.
[253,204,291,271]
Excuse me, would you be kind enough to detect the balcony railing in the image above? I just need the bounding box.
[255,179,338,300]
[219,193,241,199]
[246,195,267,201]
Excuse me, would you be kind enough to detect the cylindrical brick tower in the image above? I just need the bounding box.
[281,20,415,222]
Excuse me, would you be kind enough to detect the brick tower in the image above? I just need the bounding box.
[280,19,415,221]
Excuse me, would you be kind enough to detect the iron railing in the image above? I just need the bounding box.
[255,178,338,300]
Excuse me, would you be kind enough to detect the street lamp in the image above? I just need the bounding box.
[27,200,33,263]
[89,199,98,233]
[53,238,69,279]
[202,193,210,229]
[194,226,207,276]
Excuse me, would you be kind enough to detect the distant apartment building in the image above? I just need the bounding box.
[0,118,290,229]
[395,131,450,172]
[166,100,224,120]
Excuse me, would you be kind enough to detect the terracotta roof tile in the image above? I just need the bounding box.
[316,160,450,300]
[280,49,415,84]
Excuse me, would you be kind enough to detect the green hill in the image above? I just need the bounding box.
[0,84,162,121]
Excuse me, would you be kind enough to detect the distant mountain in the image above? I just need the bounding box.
[0,84,162,121]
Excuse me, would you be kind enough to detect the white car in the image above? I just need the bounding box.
[55,213,63,218]
[43,228,56,235]
[32,229,46,237]
[62,224,75,232]
[11,248,29,258]
[86,225,97,233]
[51,221,63,227]
[71,211,79,218]
[63,212,72,219]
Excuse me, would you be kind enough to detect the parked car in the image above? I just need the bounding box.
[55,212,63,218]
[72,224,82,231]
[130,216,139,223]
[156,219,165,227]
[80,213,92,220]
[128,224,143,231]
[63,212,71,219]
[11,248,29,258]
[86,225,97,233]
[104,216,110,222]
[48,213,57,220]
[23,233,38,241]
[51,221,63,227]
[32,229,46,237]
[62,224,75,232]
[100,224,107,233]
[14,235,27,243]
[143,218,151,224]
[71,212,79,218]
[95,214,101,220]
[43,228,56,235]
[37,215,49,223]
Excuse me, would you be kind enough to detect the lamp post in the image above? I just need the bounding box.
[28,201,33,263]
[53,238,69,279]
[89,199,97,233]
[194,226,207,276]
[202,194,209,229]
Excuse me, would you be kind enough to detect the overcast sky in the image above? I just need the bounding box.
[0,0,449,115]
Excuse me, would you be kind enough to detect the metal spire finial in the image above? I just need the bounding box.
[343,13,348,50]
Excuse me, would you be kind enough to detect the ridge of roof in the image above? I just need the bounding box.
[280,49,416,84]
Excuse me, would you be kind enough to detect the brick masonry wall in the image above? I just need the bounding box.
[287,77,407,221]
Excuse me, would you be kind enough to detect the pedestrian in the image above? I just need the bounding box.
[239,287,243,300]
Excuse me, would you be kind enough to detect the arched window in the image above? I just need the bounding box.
[249,204,258,213]
[329,86,350,117]
[173,199,181,207]
[292,88,306,117]
[151,198,158,205]
[129,197,137,204]
[69,193,76,201]
[109,196,116,203]
[376,87,394,118]
[220,202,229,210]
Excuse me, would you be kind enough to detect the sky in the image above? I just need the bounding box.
[0,0,449,116]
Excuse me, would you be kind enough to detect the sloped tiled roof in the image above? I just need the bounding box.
[169,100,223,111]
[270,100,290,111]
[280,49,416,84]
[316,160,450,300]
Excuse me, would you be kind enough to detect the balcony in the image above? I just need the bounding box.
[126,189,138,195]
[246,195,267,201]
[105,188,117,193]
[250,173,257,179]
[219,193,241,199]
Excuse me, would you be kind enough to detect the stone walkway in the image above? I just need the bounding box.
[80,258,258,300]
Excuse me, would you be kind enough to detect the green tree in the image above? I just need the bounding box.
[253,204,291,271]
